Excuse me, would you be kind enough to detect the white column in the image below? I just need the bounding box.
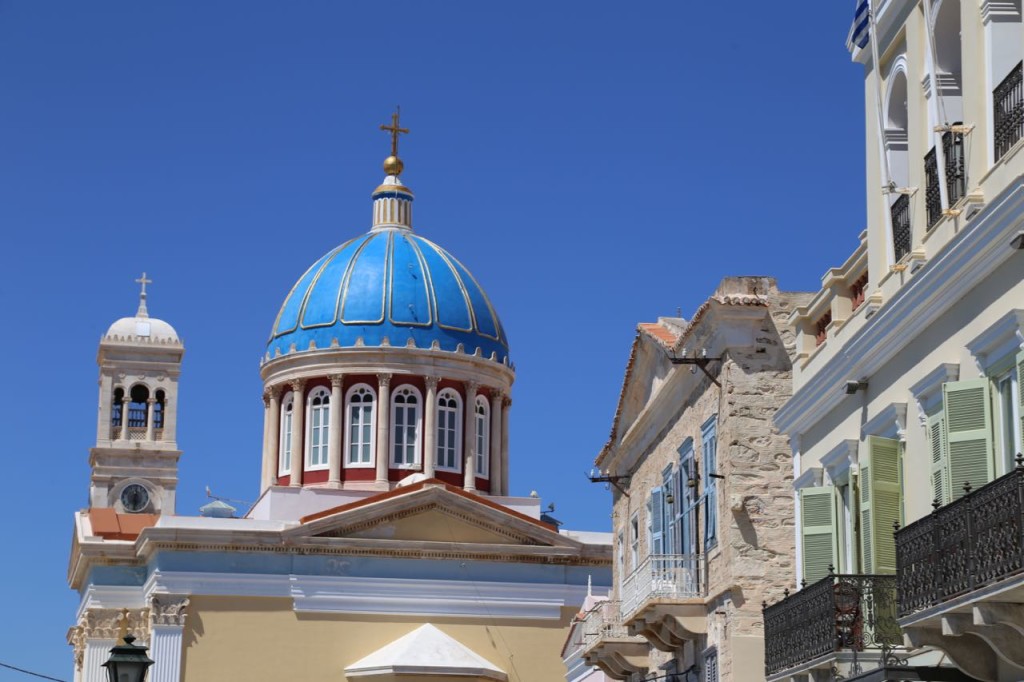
[145,398,156,441]
[290,380,305,487]
[82,639,115,682]
[500,396,511,496]
[490,391,503,495]
[119,399,130,441]
[149,596,188,682]
[463,381,478,491]
[375,373,392,488]
[263,387,281,489]
[423,377,439,478]
[260,390,271,488]
[328,375,343,487]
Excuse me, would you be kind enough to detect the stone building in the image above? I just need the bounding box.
[67,118,612,682]
[764,1,1024,680]
[578,277,810,682]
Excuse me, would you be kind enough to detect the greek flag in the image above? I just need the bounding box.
[846,0,870,51]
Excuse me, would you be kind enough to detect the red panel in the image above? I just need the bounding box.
[389,467,424,482]
[475,477,491,493]
[304,469,329,484]
[342,467,375,481]
[433,470,463,487]
[277,474,291,487]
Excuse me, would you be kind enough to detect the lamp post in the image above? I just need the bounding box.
[102,634,154,682]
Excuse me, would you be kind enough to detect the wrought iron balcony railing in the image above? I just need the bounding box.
[895,463,1024,618]
[620,554,702,619]
[581,600,633,650]
[924,147,942,229]
[763,574,901,677]
[943,124,965,208]
[890,194,911,262]
[994,61,1023,162]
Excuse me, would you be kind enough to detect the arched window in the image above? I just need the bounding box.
[436,389,462,472]
[307,386,330,469]
[475,396,490,478]
[154,390,166,430]
[391,385,422,468]
[885,63,911,262]
[111,387,125,428]
[345,384,376,467]
[279,391,294,475]
[128,384,149,428]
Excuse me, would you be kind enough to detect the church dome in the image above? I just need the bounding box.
[267,229,509,363]
[105,315,180,343]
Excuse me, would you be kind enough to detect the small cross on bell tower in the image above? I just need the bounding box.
[135,272,152,318]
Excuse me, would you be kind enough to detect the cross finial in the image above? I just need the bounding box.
[134,272,152,318]
[379,107,409,176]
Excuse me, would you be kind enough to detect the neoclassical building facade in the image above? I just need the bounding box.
[67,120,612,682]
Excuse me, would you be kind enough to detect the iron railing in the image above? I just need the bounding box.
[994,61,1023,162]
[943,124,965,207]
[924,147,942,229]
[890,194,911,262]
[580,600,635,650]
[896,464,1024,617]
[621,554,702,619]
[763,574,901,677]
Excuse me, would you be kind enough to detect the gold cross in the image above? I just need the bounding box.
[380,107,409,157]
[135,272,152,297]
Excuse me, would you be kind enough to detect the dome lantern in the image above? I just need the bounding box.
[372,108,414,231]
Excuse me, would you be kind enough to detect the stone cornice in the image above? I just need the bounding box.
[775,178,1024,438]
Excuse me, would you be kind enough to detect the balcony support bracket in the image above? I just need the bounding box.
[973,602,1024,636]
[942,613,1024,670]
[904,625,998,682]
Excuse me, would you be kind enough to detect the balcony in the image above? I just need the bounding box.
[579,601,648,680]
[994,61,1023,162]
[895,464,1024,678]
[890,194,911,263]
[763,574,902,681]
[925,147,942,229]
[620,554,705,651]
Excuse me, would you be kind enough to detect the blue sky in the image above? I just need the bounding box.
[0,2,865,678]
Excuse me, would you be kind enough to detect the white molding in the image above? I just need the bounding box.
[77,585,147,621]
[793,467,823,492]
[143,570,584,620]
[821,440,860,484]
[965,309,1024,375]
[910,363,961,426]
[860,402,908,441]
[775,179,1024,438]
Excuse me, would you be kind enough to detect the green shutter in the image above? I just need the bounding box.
[859,437,902,574]
[801,486,837,583]
[928,412,950,505]
[1016,349,1024,452]
[944,379,995,499]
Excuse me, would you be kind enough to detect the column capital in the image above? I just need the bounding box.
[424,376,441,390]
[290,378,306,393]
[503,395,513,408]
[150,596,190,628]
[330,374,344,389]
[81,606,150,641]
[262,391,271,407]
[266,384,283,400]
[377,372,393,389]
[489,388,505,402]
[147,397,157,405]
[464,379,479,395]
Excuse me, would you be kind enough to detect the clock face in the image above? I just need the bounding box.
[120,484,150,513]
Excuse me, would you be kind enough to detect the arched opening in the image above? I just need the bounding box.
[153,390,166,432]
[436,389,462,472]
[127,384,150,434]
[391,386,422,468]
[933,0,963,123]
[475,396,490,479]
[307,386,330,469]
[885,67,911,262]
[344,384,376,467]
[111,387,125,438]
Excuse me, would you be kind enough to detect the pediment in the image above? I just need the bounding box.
[616,334,673,441]
[293,480,577,550]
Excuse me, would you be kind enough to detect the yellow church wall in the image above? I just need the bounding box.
[180,595,577,682]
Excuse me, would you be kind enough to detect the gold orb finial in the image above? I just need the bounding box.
[380,107,409,177]
[383,155,404,176]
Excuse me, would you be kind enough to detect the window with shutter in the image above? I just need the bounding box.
[801,486,837,583]
[649,487,664,555]
[678,440,696,554]
[859,436,902,574]
[662,467,676,555]
[702,417,718,548]
[928,411,950,505]
[943,379,994,498]
[703,650,719,682]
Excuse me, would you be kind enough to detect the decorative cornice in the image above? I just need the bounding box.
[861,402,908,441]
[965,309,1024,374]
[909,363,960,427]
[793,466,823,492]
[820,440,859,483]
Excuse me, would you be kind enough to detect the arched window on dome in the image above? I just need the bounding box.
[391,385,422,468]
[306,386,330,470]
[279,391,295,476]
[345,384,376,467]
[436,389,462,472]
[475,396,490,479]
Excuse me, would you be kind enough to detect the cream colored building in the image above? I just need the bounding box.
[579,277,810,682]
[67,123,612,682]
[765,1,1024,680]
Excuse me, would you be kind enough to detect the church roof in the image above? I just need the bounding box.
[344,623,507,680]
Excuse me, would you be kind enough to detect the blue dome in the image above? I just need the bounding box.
[268,229,509,363]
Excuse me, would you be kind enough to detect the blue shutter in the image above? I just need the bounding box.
[663,467,676,554]
[650,487,664,555]
[702,418,718,547]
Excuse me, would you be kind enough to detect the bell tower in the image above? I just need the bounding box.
[90,274,184,515]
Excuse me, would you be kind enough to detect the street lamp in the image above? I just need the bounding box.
[102,634,154,682]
